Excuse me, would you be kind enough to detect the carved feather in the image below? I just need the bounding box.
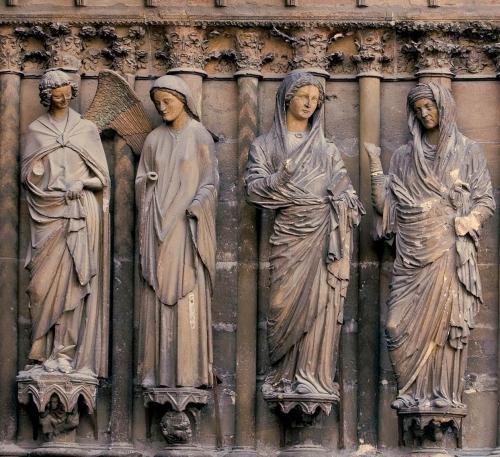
[84,70,152,155]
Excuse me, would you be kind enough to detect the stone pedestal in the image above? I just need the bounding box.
[399,407,466,456]
[17,368,98,454]
[143,387,213,457]
[263,391,338,457]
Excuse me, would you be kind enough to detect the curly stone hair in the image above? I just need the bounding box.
[39,69,78,107]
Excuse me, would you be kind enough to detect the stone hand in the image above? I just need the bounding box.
[66,181,84,200]
[364,142,383,176]
[455,213,481,237]
[364,142,381,160]
[147,171,158,181]
[279,159,296,179]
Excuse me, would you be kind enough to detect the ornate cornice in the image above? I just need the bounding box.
[0,21,496,78]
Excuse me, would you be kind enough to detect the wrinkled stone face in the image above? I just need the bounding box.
[160,411,192,444]
[413,98,439,131]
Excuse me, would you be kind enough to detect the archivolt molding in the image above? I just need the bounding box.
[0,21,497,78]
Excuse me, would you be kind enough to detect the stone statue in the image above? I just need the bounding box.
[21,69,110,377]
[365,82,495,412]
[245,71,364,400]
[136,75,219,389]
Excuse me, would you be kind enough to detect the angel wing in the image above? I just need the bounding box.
[84,70,153,155]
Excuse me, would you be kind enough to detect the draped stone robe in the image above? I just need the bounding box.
[373,133,495,407]
[136,119,218,388]
[21,108,110,377]
[246,132,363,396]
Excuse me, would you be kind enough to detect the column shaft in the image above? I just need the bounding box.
[109,76,137,447]
[0,72,21,443]
[357,75,381,448]
[233,75,260,454]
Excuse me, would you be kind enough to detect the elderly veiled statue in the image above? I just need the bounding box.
[21,70,110,377]
[245,71,364,397]
[136,75,219,388]
[366,83,495,410]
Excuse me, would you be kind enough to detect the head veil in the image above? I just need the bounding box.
[407,82,458,187]
[268,71,325,168]
[150,75,200,121]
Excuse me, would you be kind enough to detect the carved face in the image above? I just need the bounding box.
[287,85,320,122]
[152,90,186,123]
[413,98,439,131]
[50,85,72,111]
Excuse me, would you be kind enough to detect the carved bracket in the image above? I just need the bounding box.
[17,368,98,414]
[263,390,339,416]
[399,407,466,450]
[17,369,98,443]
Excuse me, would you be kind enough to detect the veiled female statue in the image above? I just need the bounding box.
[366,82,495,410]
[245,71,364,397]
[21,70,110,377]
[136,76,219,388]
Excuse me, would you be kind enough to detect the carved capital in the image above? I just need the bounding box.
[352,29,392,76]
[158,26,209,71]
[484,43,500,77]
[403,33,465,78]
[234,30,273,74]
[44,23,84,71]
[101,26,148,76]
[0,30,24,72]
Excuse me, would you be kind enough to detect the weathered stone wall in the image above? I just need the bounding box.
[0,2,498,455]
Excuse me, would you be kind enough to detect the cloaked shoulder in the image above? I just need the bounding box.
[191,119,215,146]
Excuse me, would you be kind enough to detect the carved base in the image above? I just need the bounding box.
[155,445,213,457]
[224,448,261,457]
[17,368,98,444]
[277,444,329,457]
[399,407,466,453]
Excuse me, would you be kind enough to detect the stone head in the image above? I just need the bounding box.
[39,70,78,108]
[408,84,440,131]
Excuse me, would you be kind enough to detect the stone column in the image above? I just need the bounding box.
[110,68,139,455]
[0,31,22,453]
[351,29,391,452]
[163,26,209,117]
[227,30,269,457]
